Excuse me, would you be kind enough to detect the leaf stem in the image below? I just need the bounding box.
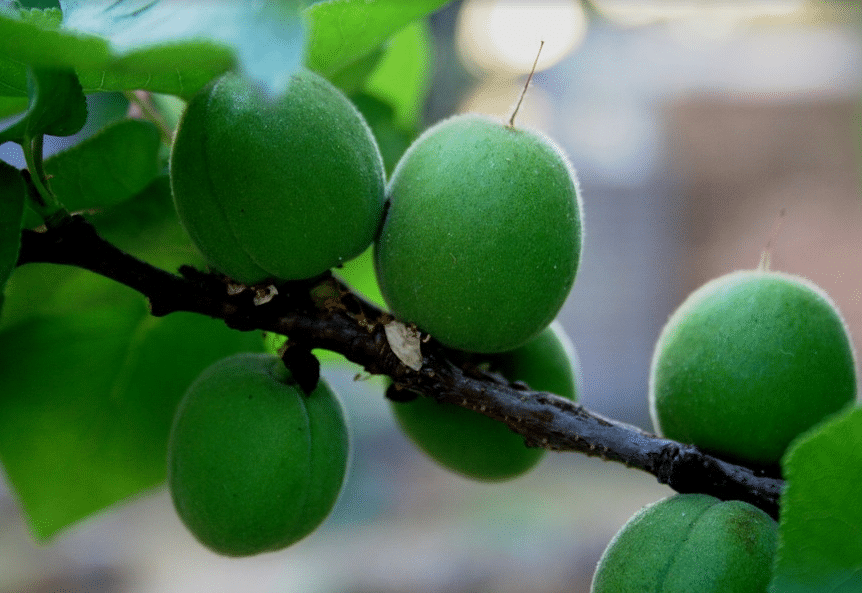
[22,134,70,226]
[124,91,174,147]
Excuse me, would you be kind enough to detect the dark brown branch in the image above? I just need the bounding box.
[17,215,784,519]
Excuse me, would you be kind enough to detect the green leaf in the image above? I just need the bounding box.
[0,177,195,335]
[76,60,228,100]
[0,66,87,143]
[62,0,306,97]
[0,96,27,119]
[0,273,265,540]
[326,20,434,173]
[0,260,127,332]
[0,160,26,298]
[92,175,206,272]
[0,299,145,539]
[0,3,305,99]
[25,68,88,137]
[335,245,386,309]
[326,47,385,96]
[0,6,212,97]
[0,53,28,97]
[0,7,105,70]
[770,406,862,592]
[351,93,413,176]
[17,1,61,9]
[304,0,450,79]
[0,172,260,539]
[43,119,161,212]
[363,19,433,131]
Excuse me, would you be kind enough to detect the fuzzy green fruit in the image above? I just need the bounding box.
[591,493,778,593]
[491,321,582,398]
[375,113,583,353]
[170,69,385,285]
[650,269,857,467]
[390,322,579,480]
[167,353,349,557]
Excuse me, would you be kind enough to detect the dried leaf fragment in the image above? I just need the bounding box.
[384,321,423,371]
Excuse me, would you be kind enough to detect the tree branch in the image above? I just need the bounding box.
[17,215,784,519]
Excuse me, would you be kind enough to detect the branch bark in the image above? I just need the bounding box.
[17,215,784,519]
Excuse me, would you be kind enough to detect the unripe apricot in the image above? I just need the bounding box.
[650,269,857,467]
[390,323,579,480]
[170,69,386,285]
[492,321,582,399]
[375,113,583,353]
[167,353,349,557]
[591,494,778,593]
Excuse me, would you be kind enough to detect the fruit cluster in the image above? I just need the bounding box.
[166,65,857,592]
[167,69,584,556]
[594,265,857,589]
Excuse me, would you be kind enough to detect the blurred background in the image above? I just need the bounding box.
[1,1,860,592]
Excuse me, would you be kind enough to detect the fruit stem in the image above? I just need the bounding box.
[508,40,545,128]
[758,208,786,271]
[757,250,771,271]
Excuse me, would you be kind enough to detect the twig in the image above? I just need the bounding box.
[17,215,784,518]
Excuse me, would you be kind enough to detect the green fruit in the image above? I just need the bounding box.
[390,323,580,480]
[170,69,385,285]
[491,320,582,398]
[649,269,857,466]
[374,113,583,353]
[167,353,349,557]
[591,493,778,593]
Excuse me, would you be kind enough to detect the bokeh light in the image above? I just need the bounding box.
[592,0,807,29]
[457,0,588,76]
[456,76,553,131]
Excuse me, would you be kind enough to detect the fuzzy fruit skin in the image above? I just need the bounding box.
[375,113,582,353]
[591,494,778,593]
[650,269,857,467]
[491,321,582,398]
[167,353,349,557]
[390,322,579,480]
[170,70,385,285]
